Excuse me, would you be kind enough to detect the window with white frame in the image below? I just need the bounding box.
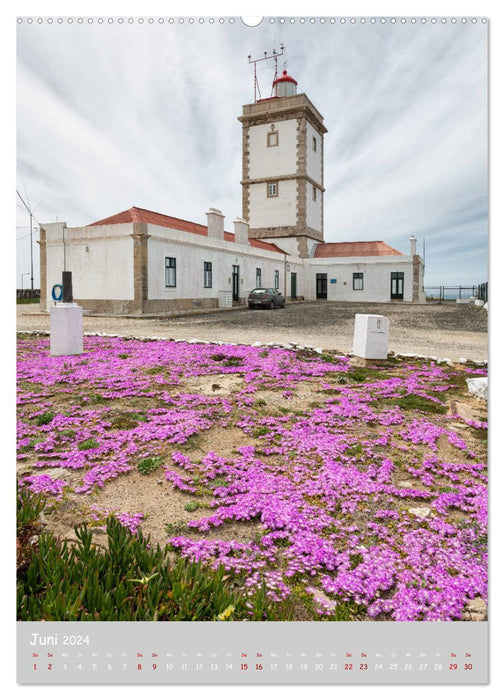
[203,261,212,288]
[267,182,278,198]
[256,268,262,287]
[274,269,280,289]
[353,272,364,290]
[165,257,176,287]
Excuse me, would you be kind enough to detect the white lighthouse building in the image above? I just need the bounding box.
[39,56,425,314]
[239,69,326,258]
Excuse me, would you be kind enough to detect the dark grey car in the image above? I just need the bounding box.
[248,288,286,309]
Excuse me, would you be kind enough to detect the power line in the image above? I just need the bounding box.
[16,189,39,290]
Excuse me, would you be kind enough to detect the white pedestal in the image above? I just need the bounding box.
[352,314,389,360]
[50,303,84,356]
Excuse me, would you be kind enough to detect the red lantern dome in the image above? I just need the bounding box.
[272,70,298,97]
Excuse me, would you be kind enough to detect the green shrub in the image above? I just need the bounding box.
[78,438,100,450]
[17,487,46,530]
[35,412,55,426]
[184,501,199,513]
[17,514,279,621]
[138,456,164,475]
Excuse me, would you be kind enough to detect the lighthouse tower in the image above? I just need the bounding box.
[238,61,327,258]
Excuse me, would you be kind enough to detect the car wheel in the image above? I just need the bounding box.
[269,300,274,309]
[248,304,253,309]
[281,300,286,308]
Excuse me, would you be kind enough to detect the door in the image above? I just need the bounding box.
[391,272,404,300]
[232,265,240,302]
[316,273,328,299]
[290,272,297,299]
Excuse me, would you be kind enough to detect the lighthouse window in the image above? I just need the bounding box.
[267,182,278,197]
[267,130,279,147]
[312,136,317,152]
[312,186,317,201]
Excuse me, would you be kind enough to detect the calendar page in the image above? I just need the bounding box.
[15,9,489,687]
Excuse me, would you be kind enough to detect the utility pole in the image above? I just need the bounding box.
[30,210,33,290]
[16,190,38,291]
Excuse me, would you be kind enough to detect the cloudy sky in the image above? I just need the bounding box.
[16,15,488,288]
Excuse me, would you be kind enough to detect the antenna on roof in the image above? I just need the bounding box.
[248,44,286,103]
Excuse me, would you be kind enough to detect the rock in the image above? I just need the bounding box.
[466,377,488,401]
[469,613,486,621]
[398,480,414,489]
[408,507,431,519]
[466,597,487,615]
[305,586,337,612]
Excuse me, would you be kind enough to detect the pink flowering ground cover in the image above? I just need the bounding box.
[16,333,488,621]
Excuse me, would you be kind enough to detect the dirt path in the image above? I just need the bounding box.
[17,300,488,362]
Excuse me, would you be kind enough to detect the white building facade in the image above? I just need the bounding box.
[39,68,425,314]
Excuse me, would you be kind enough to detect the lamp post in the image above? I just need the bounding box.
[21,272,30,298]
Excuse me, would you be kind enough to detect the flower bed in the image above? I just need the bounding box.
[16,334,487,621]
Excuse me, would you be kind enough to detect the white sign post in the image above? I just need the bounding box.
[49,271,84,356]
[352,314,389,360]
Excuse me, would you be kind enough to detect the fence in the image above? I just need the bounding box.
[424,283,488,303]
[17,289,40,301]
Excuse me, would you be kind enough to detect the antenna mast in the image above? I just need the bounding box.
[247,44,285,103]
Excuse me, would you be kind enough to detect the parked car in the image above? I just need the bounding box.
[248,288,286,309]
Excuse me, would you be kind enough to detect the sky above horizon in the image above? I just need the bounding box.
[16,16,488,288]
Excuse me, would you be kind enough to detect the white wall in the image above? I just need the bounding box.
[146,225,287,302]
[305,180,323,233]
[306,121,323,184]
[248,180,298,229]
[248,120,297,179]
[44,223,135,309]
[307,257,415,302]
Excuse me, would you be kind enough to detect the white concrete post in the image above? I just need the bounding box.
[353,314,389,360]
[206,208,225,239]
[233,217,250,246]
[50,303,84,356]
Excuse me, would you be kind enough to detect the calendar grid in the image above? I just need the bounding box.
[18,621,488,684]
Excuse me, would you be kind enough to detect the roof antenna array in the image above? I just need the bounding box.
[247,44,285,103]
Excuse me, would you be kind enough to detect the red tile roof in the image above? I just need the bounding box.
[314,241,403,258]
[89,206,287,255]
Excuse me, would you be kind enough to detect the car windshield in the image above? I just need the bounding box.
[250,288,268,294]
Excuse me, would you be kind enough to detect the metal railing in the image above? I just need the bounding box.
[425,283,488,303]
[17,289,40,300]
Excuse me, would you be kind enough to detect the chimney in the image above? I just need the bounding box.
[233,217,249,246]
[409,235,417,256]
[206,208,225,239]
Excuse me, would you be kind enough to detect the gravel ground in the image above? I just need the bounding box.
[17,300,488,362]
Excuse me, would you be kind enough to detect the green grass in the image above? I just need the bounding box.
[78,438,100,450]
[395,395,446,414]
[34,412,55,426]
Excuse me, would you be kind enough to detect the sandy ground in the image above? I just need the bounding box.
[17,300,488,362]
